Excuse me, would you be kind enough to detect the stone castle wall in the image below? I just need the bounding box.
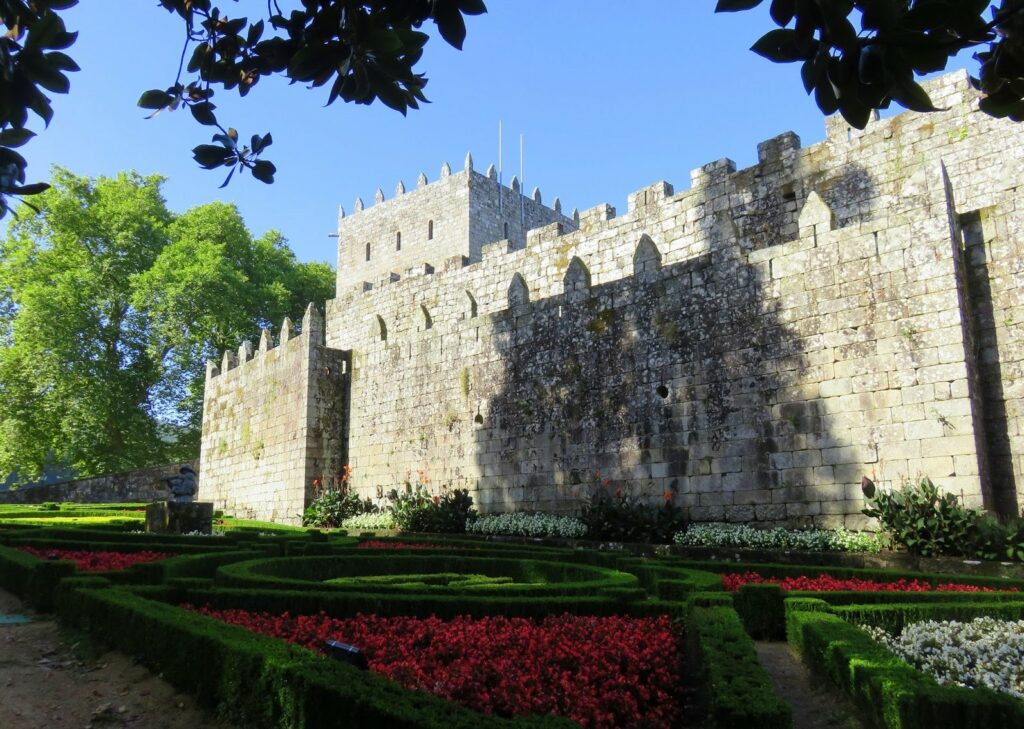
[199,304,348,523]
[321,71,1024,526]
[0,461,197,504]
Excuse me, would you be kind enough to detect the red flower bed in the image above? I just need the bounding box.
[16,547,175,572]
[722,570,1019,593]
[356,540,448,550]
[190,607,682,728]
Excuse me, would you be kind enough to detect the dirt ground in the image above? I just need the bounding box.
[755,642,866,729]
[0,588,237,729]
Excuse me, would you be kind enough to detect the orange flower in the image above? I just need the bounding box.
[662,491,673,502]
[432,495,440,504]
[602,479,611,487]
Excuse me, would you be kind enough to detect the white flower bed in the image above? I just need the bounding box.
[862,618,1024,701]
[672,522,885,553]
[341,511,396,531]
[466,512,589,539]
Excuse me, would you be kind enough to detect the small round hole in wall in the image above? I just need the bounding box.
[474,413,484,424]
[656,384,669,399]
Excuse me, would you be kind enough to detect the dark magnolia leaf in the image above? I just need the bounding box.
[10,182,49,196]
[31,64,70,94]
[903,0,956,32]
[860,0,904,30]
[193,143,234,169]
[456,0,487,15]
[44,51,79,72]
[715,0,765,11]
[287,43,333,82]
[433,0,468,49]
[814,76,840,115]
[47,30,78,51]
[26,88,54,127]
[858,45,886,85]
[189,101,217,126]
[251,159,276,184]
[247,19,264,46]
[750,28,806,63]
[903,41,953,75]
[839,97,872,129]
[187,43,211,74]
[0,128,35,148]
[889,75,940,113]
[794,7,818,54]
[770,0,796,26]
[252,132,272,153]
[978,87,1024,118]
[138,89,173,110]
[222,17,247,36]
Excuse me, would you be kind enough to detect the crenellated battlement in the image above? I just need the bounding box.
[205,303,325,382]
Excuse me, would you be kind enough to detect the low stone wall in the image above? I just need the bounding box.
[0,462,199,504]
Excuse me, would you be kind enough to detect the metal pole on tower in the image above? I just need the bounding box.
[498,120,503,215]
[519,133,525,227]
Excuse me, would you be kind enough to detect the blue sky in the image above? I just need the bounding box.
[25,2,973,266]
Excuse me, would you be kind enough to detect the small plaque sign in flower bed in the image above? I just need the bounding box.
[191,608,683,728]
[724,570,1019,593]
[16,547,175,572]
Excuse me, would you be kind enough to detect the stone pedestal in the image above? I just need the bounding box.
[146,501,214,535]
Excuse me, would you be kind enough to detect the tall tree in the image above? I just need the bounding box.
[0,168,333,480]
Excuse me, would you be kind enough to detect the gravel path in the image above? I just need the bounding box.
[755,641,867,729]
[0,588,236,729]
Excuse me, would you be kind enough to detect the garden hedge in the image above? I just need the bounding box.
[830,599,1024,634]
[686,603,791,729]
[0,543,76,610]
[786,600,1024,729]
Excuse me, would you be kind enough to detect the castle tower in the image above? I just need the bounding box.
[334,159,575,293]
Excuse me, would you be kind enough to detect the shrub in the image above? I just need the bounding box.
[862,476,1024,560]
[674,523,885,552]
[579,489,685,543]
[388,483,476,534]
[466,513,588,539]
[302,470,376,528]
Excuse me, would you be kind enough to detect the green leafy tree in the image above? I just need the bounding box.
[0,0,487,215]
[0,168,333,480]
[717,0,1024,128]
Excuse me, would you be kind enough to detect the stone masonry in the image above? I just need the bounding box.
[200,304,348,522]
[201,71,1024,526]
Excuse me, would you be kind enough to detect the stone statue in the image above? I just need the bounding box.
[161,465,198,504]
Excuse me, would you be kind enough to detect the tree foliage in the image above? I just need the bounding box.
[717,0,1024,129]
[0,168,334,480]
[0,0,487,214]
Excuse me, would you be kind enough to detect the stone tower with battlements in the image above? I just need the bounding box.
[201,71,1024,526]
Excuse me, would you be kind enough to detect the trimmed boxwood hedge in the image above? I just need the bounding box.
[214,554,644,599]
[686,603,791,729]
[786,600,1024,729]
[0,543,76,610]
[830,599,1024,634]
